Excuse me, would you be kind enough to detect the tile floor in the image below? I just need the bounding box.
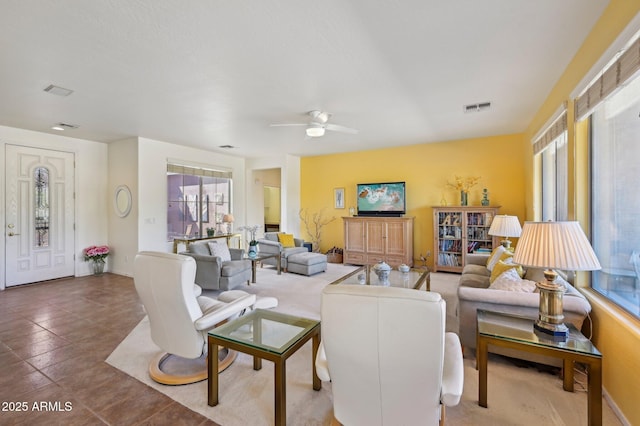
[0,273,217,425]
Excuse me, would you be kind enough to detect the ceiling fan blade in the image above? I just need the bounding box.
[325,123,359,134]
[269,123,307,127]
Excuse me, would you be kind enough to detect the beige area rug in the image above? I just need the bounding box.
[107,265,622,426]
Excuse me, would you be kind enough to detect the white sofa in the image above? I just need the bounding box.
[457,253,592,366]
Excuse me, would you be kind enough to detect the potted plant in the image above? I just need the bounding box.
[206,227,215,237]
[83,245,110,275]
[238,224,260,258]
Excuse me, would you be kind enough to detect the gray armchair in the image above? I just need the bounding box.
[180,240,251,290]
[257,232,308,271]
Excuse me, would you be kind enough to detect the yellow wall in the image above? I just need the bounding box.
[523,1,640,424]
[300,133,526,268]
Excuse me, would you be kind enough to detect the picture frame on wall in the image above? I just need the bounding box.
[334,188,345,209]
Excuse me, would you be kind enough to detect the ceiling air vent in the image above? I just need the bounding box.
[44,84,74,97]
[219,145,235,149]
[463,101,491,113]
[56,122,79,129]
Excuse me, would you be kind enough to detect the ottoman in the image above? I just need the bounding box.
[287,252,328,276]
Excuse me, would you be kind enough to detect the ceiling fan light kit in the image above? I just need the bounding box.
[271,110,358,138]
[306,127,325,137]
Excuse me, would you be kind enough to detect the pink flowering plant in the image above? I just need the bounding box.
[83,245,110,263]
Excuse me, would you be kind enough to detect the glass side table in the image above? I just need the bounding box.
[476,309,602,426]
[207,309,321,426]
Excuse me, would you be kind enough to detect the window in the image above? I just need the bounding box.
[590,74,640,317]
[167,164,232,241]
[540,132,568,221]
[534,109,568,221]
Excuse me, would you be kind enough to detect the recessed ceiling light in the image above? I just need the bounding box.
[44,84,74,97]
[51,126,65,131]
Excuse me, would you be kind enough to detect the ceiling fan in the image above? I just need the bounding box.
[270,110,359,137]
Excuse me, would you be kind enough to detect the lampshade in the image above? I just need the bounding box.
[223,214,234,223]
[513,221,601,271]
[488,215,522,238]
[488,215,522,248]
[306,126,325,137]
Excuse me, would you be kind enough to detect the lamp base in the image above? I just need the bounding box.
[534,320,569,339]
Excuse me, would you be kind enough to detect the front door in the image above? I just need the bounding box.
[5,145,75,286]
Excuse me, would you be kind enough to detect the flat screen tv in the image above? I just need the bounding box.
[356,182,406,217]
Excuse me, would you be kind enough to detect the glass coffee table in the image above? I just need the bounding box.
[329,264,431,291]
[207,309,321,426]
[476,309,602,426]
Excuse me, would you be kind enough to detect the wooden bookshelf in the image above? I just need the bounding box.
[432,206,500,273]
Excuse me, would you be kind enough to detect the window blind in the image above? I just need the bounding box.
[533,110,567,154]
[167,164,232,179]
[575,36,640,121]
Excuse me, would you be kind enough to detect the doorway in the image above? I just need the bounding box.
[263,185,281,232]
[5,145,75,287]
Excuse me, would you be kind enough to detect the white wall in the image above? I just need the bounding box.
[0,125,108,289]
[108,138,139,276]
[246,155,301,237]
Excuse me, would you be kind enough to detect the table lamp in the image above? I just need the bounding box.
[513,221,601,338]
[222,214,234,234]
[488,215,522,249]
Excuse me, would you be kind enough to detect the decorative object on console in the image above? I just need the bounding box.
[83,245,110,275]
[488,215,522,249]
[481,188,490,206]
[447,175,481,206]
[513,221,601,339]
[222,214,234,234]
[206,227,215,237]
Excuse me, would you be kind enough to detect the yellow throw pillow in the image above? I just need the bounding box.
[490,260,524,283]
[278,233,295,248]
[498,251,514,263]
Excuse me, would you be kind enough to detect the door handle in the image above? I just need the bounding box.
[7,232,21,237]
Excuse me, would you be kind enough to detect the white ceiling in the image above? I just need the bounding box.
[0,1,609,158]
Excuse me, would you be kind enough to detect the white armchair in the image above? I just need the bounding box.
[316,285,464,426]
[133,251,276,385]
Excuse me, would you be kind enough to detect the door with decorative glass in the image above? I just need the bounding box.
[5,145,75,286]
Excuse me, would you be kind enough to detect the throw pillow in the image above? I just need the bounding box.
[490,259,524,283]
[486,245,507,272]
[489,268,537,292]
[278,233,295,248]
[208,241,231,262]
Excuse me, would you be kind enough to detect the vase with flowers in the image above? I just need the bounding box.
[83,245,110,275]
[237,225,260,258]
[447,175,481,206]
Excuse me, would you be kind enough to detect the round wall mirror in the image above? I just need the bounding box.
[114,185,132,217]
